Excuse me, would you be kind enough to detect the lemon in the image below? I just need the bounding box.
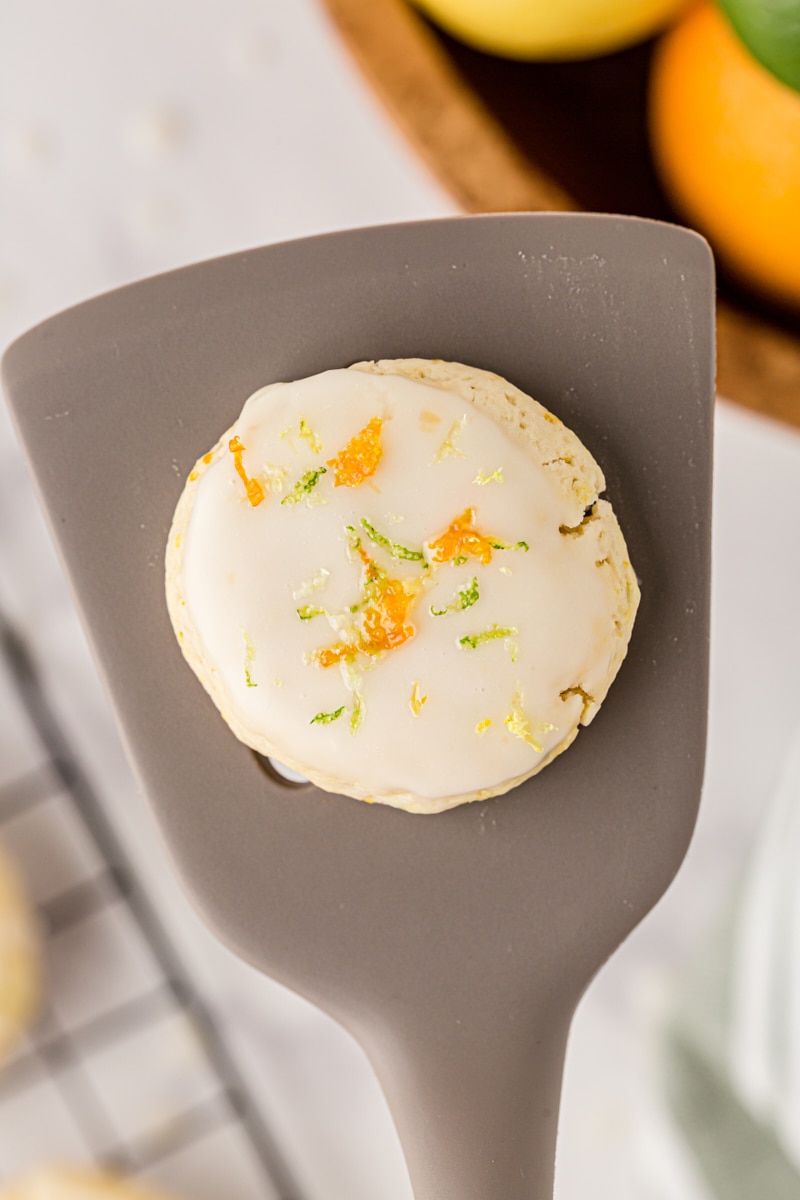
[413,0,691,59]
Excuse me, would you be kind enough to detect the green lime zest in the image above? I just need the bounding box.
[344,527,387,594]
[431,576,479,617]
[459,624,518,650]
[292,567,330,599]
[340,660,365,734]
[281,466,327,506]
[350,693,364,733]
[360,518,424,561]
[297,605,326,620]
[240,626,258,687]
[310,705,345,725]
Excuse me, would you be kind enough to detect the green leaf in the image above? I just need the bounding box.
[717,0,800,93]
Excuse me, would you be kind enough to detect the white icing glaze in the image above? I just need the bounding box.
[176,368,629,804]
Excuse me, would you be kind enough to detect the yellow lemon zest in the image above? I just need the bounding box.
[504,689,555,753]
[263,462,289,494]
[434,414,467,462]
[410,681,428,716]
[298,417,323,454]
[473,468,504,485]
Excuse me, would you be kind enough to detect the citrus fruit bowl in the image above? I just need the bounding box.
[322,0,800,429]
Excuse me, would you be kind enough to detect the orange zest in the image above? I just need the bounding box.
[189,450,214,482]
[314,644,354,669]
[426,507,496,566]
[355,540,382,583]
[314,543,421,667]
[314,581,417,666]
[361,578,417,652]
[229,436,265,507]
[327,417,383,488]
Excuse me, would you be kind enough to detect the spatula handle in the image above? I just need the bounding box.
[362,1013,571,1200]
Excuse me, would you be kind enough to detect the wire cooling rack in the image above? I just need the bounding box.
[0,610,304,1200]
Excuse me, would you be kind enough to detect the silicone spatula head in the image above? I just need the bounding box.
[3,214,714,1200]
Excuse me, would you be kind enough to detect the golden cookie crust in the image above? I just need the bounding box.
[0,1168,179,1200]
[0,841,41,1065]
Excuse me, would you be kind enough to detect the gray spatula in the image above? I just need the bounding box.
[2,213,714,1200]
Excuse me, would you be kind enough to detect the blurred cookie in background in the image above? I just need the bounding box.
[0,839,41,1064]
[0,1167,182,1200]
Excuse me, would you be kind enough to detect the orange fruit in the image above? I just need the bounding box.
[649,1,800,309]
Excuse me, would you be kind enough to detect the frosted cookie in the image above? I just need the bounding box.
[0,1168,179,1200]
[0,840,41,1063]
[166,359,639,814]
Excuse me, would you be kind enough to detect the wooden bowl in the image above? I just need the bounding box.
[322,0,800,430]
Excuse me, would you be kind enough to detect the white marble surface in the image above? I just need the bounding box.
[2,2,800,1197]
